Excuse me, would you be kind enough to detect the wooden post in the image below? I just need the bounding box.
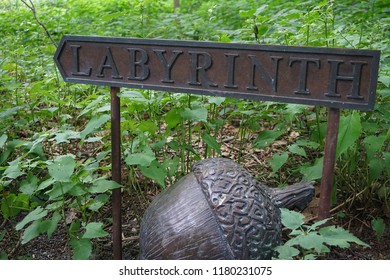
[318,107,341,220]
[111,87,122,260]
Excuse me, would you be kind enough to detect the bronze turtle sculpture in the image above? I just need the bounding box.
[139,158,314,260]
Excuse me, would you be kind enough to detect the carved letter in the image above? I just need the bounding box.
[247,55,282,92]
[224,53,239,89]
[188,51,217,87]
[96,47,122,79]
[325,60,367,99]
[70,45,91,76]
[128,48,150,81]
[153,50,183,83]
[288,57,320,95]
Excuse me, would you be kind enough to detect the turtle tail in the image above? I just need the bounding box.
[268,182,315,211]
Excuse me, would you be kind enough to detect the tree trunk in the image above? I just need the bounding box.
[174,0,180,9]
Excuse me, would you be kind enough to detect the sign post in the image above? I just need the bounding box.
[110,86,122,260]
[54,35,380,259]
[318,108,341,220]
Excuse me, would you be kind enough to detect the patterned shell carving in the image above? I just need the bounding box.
[139,158,314,260]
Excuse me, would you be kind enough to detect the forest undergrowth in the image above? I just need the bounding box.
[0,0,389,259]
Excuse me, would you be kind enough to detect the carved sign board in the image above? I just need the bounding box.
[54,35,380,110]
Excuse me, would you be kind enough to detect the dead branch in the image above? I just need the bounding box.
[21,0,58,47]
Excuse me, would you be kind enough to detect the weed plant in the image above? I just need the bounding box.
[0,0,388,259]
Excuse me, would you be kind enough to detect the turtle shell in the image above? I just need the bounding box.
[139,158,281,260]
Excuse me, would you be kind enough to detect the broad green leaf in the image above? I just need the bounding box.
[273,245,300,260]
[16,206,48,231]
[288,144,307,157]
[139,161,167,187]
[0,106,23,120]
[39,107,58,115]
[96,151,110,162]
[151,138,167,152]
[208,96,225,106]
[89,179,122,193]
[285,232,326,253]
[303,254,318,260]
[280,208,304,230]
[285,104,307,114]
[46,182,75,200]
[307,218,332,231]
[269,152,288,172]
[364,135,386,160]
[87,200,105,212]
[45,201,64,211]
[25,139,46,159]
[71,238,92,260]
[254,4,269,16]
[165,109,182,129]
[21,219,46,244]
[201,132,221,155]
[79,95,104,116]
[0,134,7,149]
[300,157,323,181]
[101,11,125,22]
[180,107,208,122]
[371,217,385,241]
[1,193,29,219]
[84,136,102,143]
[69,220,81,237]
[87,194,109,212]
[20,174,39,195]
[47,211,62,239]
[254,129,284,149]
[336,112,362,158]
[68,184,88,196]
[319,225,369,248]
[3,159,24,179]
[368,158,385,183]
[48,154,76,182]
[118,90,147,102]
[96,103,110,113]
[163,156,180,177]
[377,185,390,200]
[384,152,390,178]
[125,150,156,167]
[138,120,158,134]
[0,252,8,260]
[82,222,108,239]
[36,177,56,192]
[80,114,110,140]
[53,130,81,144]
[378,74,390,87]
[0,148,12,166]
[219,34,231,43]
[295,140,320,149]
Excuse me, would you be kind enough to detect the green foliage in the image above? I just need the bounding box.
[0,0,388,259]
[70,238,92,260]
[274,209,369,260]
[371,217,386,241]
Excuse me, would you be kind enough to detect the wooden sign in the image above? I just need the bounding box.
[54,35,381,259]
[54,35,380,110]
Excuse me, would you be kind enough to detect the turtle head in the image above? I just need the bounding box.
[269,182,315,211]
